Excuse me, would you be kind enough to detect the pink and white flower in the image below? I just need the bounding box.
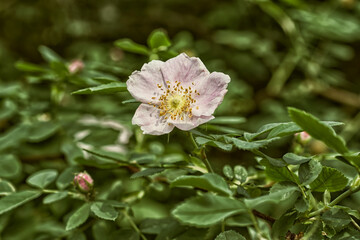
[126,53,230,135]
[74,172,94,193]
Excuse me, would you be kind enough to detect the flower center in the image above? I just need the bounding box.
[149,80,200,121]
[169,95,183,109]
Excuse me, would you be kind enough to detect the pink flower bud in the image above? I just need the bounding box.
[68,60,84,74]
[295,131,311,144]
[74,172,94,193]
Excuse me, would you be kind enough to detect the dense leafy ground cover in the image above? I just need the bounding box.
[1,0,360,239]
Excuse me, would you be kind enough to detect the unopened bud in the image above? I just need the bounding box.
[74,172,94,193]
[295,131,311,145]
[68,60,84,74]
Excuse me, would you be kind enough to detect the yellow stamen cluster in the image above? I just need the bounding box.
[148,81,199,121]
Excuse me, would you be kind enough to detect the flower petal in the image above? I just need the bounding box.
[169,115,214,131]
[161,53,209,86]
[192,72,230,117]
[126,60,166,104]
[132,104,174,135]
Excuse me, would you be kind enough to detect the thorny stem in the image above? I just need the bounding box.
[122,210,147,240]
[188,132,214,173]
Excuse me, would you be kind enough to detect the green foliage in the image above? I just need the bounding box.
[2,1,360,238]
[288,107,348,154]
[66,203,91,231]
[0,191,42,215]
[171,173,232,196]
[114,39,150,56]
[172,193,247,227]
[72,82,127,95]
[26,169,58,189]
[309,166,349,192]
[215,230,246,240]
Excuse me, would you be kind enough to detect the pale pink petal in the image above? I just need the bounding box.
[132,104,174,135]
[161,53,210,86]
[169,115,214,131]
[127,60,166,104]
[192,72,230,117]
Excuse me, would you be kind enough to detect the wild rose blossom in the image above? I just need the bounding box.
[127,53,230,135]
[74,172,94,193]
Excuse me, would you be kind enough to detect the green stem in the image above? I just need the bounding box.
[308,178,360,218]
[123,210,147,240]
[351,217,360,231]
[188,132,214,173]
[201,150,214,173]
[188,132,198,149]
[248,209,266,239]
[42,189,87,201]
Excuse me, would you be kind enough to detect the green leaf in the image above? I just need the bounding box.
[234,166,247,183]
[130,168,165,179]
[244,123,286,140]
[0,179,15,195]
[68,232,86,240]
[322,208,351,231]
[223,165,234,180]
[310,166,349,192]
[15,61,48,72]
[215,230,246,240]
[56,167,81,190]
[195,137,233,151]
[0,155,21,178]
[272,212,297,239]
[172,193,247,227]
[26,169,58,189]
[140,218,175,234]
[209,116,246,125]
[111,229,140,240]
[0,124,29,151]
[38,45,63,62]
[299,160,322,185]
[91,202,118,221]
[147,29,171,50]
[171,173,232,196]
[283,153,311,165]
[0,100,17,120]
[262,160,298,183]
[288,107,348,154]
[66,203,91,231]
[268,121,341,139]
[0,190,42,214]
[244,187,300,218]
[83,148,127,162]
[230,137,280,150]
[43,191,68,204]
[129,154,156,165]
[27,121,61,142]
[244,121,343,141]
[72,82,127,95]
[114,38,149,55]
